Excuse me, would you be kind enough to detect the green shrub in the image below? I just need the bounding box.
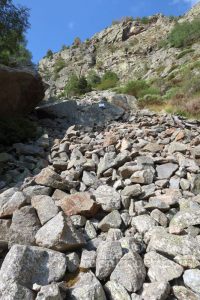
[54,57,66,75]
[168,19,200,48]
[96,71,119,90]
[87,71,101,87]
[46,49,53,58]
[64,74,91,97]
[120,80,160,98]
[0,117,38,145]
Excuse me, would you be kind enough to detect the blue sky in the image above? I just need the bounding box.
[13,0,199,63]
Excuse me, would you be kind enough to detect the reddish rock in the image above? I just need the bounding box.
[56,192,99,217]
[103,133,118,147]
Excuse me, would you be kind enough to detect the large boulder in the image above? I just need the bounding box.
[0,65,44,116]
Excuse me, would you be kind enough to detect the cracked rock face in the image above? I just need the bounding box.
[1,92,200,299]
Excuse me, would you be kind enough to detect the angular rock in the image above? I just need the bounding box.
[169,210,200,234]
[121,184,142,198]
[174,255,200,269]
[110,252,146,293]
[35,212,85,251]
[172,285,200,300]
[0,244,67,288]
[150,209,168,227]
[144,251,183,282]
[80,249,96,269]
[104,280,131,300]
[98,210,122,232]
[168,142,187,154]
[131,215,157,234]
[35,167,70,190]
[141,281,170,300]
[85,220,97,240]
[9,206,41,247]
[56,192,99,217]
[183,269,200,294]
[97,152,116,176]
[156,163,178,179]
[147,231,200,259]
[31,195,59,225]
[94,185,121,211]
[66,252,80,272]
[131,170,154,185]
[0,219,11,248]
[23,185,52,203]
[36,284,62,300]
[0,188,26,217]
[96,241,122,280]
[0,281,35,300]
[66,270,106,300]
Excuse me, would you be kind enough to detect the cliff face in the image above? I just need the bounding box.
[39,3,200,99]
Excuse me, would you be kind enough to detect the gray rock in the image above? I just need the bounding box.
[35,212,85,251]
[121,184,142,198]
[168,142,187,154]
[82,171,97,186]
[85,220,97,240]
[66,252,80,272]
[23,185,52,203]
[106,228,123,241]
[9,206,41,247]
[0,188,27,217]
[80,249,96,269]
[104,280,131,300]
[110,252,146,292]
[131,215,157,234]
[147,231,200,259]
[192,174,200,195]
[36,284,62,300]
[169,210,200,234]
[0,280,35,300]
[131,170,154,185]
[0,219,11,248]
[150,209,168,227]
[172,285,200,300]
[97,152,116,176]
[71,215,86,227]
[67,270,106,300]
[156,163,178,179]
[98,210,122,232]
[94,185,121,211]
[96,241,122,280]
[31,195,59,225]
[0,244,67,289]
[142,282,170,300]
[144,251,183,282]
[183,269,200,294]
[174,255,200,269]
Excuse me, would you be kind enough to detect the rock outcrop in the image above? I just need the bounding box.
[0,65,44,116]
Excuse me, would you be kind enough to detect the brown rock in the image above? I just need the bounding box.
[56,192,99,217]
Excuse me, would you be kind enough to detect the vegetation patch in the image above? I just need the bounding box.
[96,71,119,90]
[64,74,91,97]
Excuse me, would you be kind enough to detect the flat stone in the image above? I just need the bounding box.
[66,270,106,300]
[110,252,146,293]
[96,241,122,280]
[168,142,187,154]
[131,215,157,234]
[36,212,85,251]
[0,244,67,289]
[144,251,183,282]
[56,192,99,217]
[98,210,122,232]
[93,185,121,211]
[143,143,163,153]
[183,269,200,294]
[31,195,59,225]
[147,231,200,259]
[9,206,41,247]
[156,163,178,179]
[141,281,170,300]
[104,281,131,300]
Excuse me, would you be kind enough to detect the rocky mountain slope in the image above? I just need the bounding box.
[39,3,200,99]
[1,100,200,298]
